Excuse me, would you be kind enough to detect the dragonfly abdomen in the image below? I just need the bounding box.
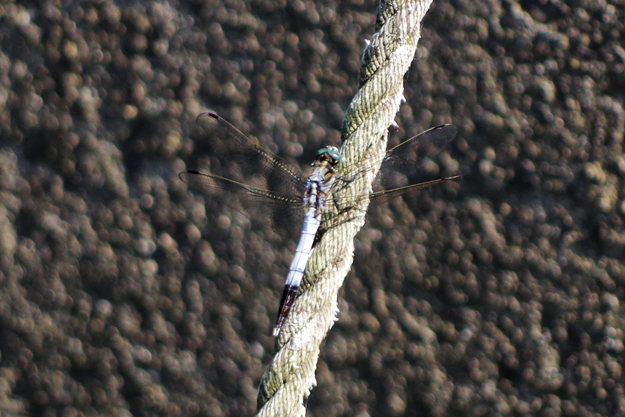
[273,208,321,336]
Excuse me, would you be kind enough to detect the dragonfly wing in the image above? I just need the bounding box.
[194,113,307,199]
[180,170,305,237]
[377,124,458,190]
[369,176,461,205]
[329,124,458,210]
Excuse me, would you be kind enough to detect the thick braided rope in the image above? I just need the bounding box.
[256,0,434,415]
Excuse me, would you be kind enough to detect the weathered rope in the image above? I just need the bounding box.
[257,0,435,415]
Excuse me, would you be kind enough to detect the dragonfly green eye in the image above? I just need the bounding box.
[317,146,342,164]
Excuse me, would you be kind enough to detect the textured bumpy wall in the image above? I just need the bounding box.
[0,0,623,416]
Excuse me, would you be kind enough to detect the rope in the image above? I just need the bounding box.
[256,0,435,414]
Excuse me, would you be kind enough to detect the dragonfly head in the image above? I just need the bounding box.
[316,146,341,166]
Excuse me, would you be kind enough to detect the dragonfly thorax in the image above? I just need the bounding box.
[303,157,338,218]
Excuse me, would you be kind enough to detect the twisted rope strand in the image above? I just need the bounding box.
[256,0,434,415]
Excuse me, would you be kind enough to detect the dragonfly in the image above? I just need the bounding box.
[180,112,459,336]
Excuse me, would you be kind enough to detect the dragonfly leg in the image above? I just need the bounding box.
[336,168,365,184]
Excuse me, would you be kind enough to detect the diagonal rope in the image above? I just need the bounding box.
[256,0,435,415]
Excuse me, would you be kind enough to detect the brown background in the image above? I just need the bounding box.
[0,0,624,416]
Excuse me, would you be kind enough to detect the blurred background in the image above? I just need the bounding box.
[1,0,624,416]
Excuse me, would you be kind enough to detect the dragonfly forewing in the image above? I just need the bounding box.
[196,113,306,195]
